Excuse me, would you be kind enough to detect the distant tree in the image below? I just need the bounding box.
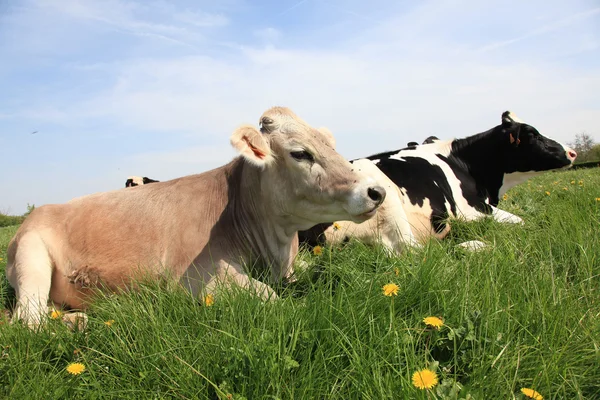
[24,203,36,217]
[587,143,600,162]
[568,132,596,162]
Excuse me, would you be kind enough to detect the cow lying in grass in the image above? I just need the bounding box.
[299,111,577,254]
[7,107,386,328]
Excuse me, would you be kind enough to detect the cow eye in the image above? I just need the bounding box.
[290,150,314,162]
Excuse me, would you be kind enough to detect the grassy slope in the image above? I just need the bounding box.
[1,168,599,399]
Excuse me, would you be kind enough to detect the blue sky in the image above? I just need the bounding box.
[1,0,599,214]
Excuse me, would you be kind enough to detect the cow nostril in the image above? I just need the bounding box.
[367,186,386,204]
[568,150,577,159]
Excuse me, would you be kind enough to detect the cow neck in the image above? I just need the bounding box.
[225,158,295,275]
[450,127,508,203]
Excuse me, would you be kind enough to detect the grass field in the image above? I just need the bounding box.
[1,168,599,399]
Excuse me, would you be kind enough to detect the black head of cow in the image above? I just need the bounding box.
[500,111,577,173]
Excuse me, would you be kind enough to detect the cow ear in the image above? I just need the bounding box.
[501,111,513,126]
[230,124,274,166]
[317,127,336,149]
[501,112,521,146]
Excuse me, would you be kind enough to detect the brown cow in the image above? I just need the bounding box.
[7,107,386,327]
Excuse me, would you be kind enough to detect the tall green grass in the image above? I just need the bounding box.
[1,168,599,399]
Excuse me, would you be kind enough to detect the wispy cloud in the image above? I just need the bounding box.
[479,7,600,52]
[278,0,310,17]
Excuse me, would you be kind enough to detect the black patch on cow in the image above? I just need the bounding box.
[435,154,493,214]
[422,136,439,144]
[407,141,419,147]
[125,179,136,188]
[373,156,457,233]
[143,177,159,184]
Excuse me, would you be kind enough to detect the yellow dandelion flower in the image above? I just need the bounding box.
[570,180,575,184]
[313,246,323,256]
[502,194,508,201]
[394,267,400,276]
[596,198,600,202]
[412,369,438,390]
[0,258,3,261]
[579,180,584,185]
[204,294,215,307]
[382,283,399,296]
[423,316,444,329]
[562,187,568,191]
[553,181,558,185]
[545,191,550,196]
[66,362,86,375]
[520,387,543,400]
[104,320,115,327]
[333,222,341,231]
[50,310,63,320]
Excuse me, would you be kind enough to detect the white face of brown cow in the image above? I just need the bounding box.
[230,107,386,228]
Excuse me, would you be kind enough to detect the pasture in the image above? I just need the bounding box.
[1,168,599,399]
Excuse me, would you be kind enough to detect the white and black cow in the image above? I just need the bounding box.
[299,111,577,253]
[125,176,160,188]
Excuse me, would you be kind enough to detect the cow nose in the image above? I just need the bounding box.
[367,186,386,205]
[568,150,577,160]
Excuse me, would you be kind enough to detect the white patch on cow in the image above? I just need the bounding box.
[506,112,525,124]
[500,171,542,195]
[457,240,488,252]
[127,176,144,186]
[370,159,380,165]
[490,206,523,224]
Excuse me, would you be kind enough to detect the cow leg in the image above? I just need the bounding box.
[490,206,524,224]
[6,233,53,328]
[204,261,278,301]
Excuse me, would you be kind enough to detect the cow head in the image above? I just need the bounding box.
[230,107,385,229]
[501,111,577,173]
[125,176,159,188]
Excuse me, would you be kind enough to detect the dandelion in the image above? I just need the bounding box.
[412,369,439,390]
[579,180,584,186]
[563,187,568,191]
[553,181,558,185]
[520,387,543,400]
[545,191,550,196]
[66,362,86,375]
[423,316,444,329]
[596,198,600,202]
[204,294,214,307]
[502,194,509,201]
[333,222,341,231]
[104,320,115,327]
[394,267,400,276]
[50,310,62,320]
[382,283,399,296]
[313,245,323,256]
[570,180,575,184]
[0,258,3,261]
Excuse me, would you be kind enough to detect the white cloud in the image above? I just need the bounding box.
[253,27,281,43]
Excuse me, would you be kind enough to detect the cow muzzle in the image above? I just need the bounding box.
[345,184,386,222]
[566,147,577,163]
